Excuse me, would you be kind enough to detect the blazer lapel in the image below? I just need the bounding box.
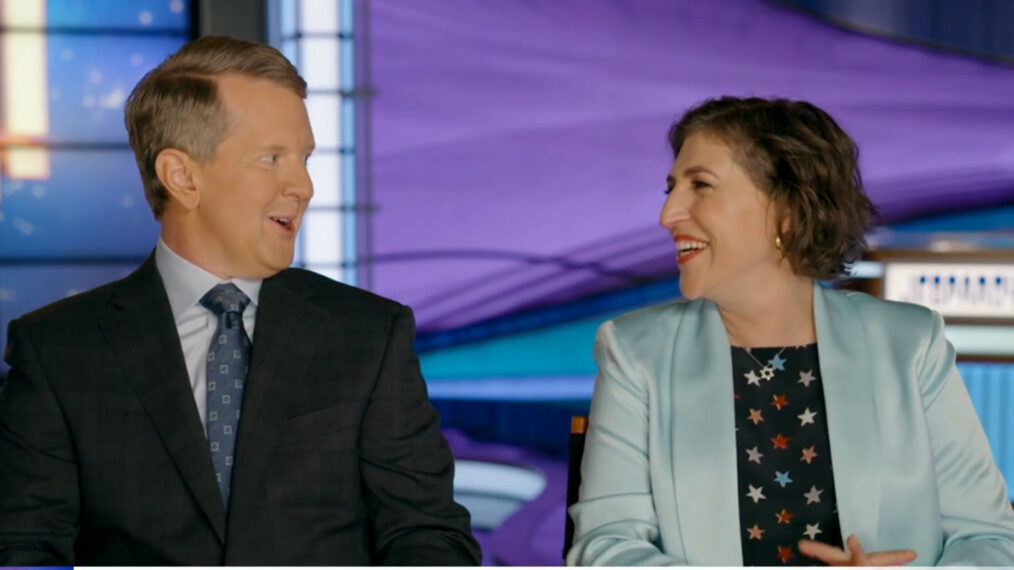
[813,284,881,547]
[227,271,326,526]
[670,299,743,565]
[99,255,226,542]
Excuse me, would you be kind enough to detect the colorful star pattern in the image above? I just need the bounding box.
[771,433,790,449]
[732,344,843,565]
[746,446,764,464]
[774,470,793,487]
[771,394,789,410]
[775,508,794,524]
[800,446,818,464]
[798,407,817,426]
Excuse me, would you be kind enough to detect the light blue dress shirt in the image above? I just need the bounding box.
[154,238,262,431]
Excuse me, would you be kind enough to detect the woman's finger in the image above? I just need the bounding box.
[798,539,851,564]
[799,537,916,567]
[864,549,918,566]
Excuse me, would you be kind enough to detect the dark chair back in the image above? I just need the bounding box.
[563,415,589,560]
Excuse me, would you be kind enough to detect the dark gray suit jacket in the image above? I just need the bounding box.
[0,256,480,565]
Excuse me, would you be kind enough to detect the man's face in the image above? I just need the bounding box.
[189,74,315,279]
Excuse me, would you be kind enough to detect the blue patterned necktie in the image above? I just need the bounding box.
[200,283,251,510]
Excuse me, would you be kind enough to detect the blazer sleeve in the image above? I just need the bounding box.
[0,319,79,565]
[358,305,481,566]
[567,321,681,566]
[919,311,1014,565]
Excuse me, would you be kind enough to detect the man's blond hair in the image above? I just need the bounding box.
[124,36,307,219]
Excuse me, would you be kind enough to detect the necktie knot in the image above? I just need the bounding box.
[200,283,250,317]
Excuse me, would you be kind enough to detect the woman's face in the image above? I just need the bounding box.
[659,132,782,303]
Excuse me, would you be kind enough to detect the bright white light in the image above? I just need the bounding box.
[299,0,339,33]
[169,0,185,14]
[101,88,126,109]
[307,152,341,207]
[302,210,342,265]
[306,95,340,149]
[138,11,153,25]
[1,2,51,180]
[5,148,49,179]
[2,0,45,26]
[301,38,340,90]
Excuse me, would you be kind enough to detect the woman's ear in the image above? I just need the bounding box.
[155,148,200,211]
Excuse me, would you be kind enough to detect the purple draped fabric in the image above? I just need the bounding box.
[368,0,1014,332]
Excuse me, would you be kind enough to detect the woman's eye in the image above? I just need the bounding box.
[262,155,279,164]
[692,180,710,190]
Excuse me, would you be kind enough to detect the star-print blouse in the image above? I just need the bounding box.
[732,344,843,565]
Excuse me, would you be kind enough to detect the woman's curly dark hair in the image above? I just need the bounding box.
[668,96,877,279]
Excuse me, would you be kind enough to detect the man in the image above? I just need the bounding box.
[0,36,480,566]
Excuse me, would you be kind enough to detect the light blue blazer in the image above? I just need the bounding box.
[567,283,1014,566]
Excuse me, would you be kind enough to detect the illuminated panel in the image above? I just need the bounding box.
[284,0,355,285]
[0,0,51,201]
[883,262,1014,319]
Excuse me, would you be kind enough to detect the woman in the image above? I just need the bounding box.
[566,97,1014,566]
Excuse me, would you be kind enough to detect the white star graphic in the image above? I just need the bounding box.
[746,484,766,503]
[759,366,775,381]
[803,523,822,540]
[804,485,823,504]
[745,370,761,386]
[798,407,817,426]
[746,446,764,464]
[798,369,816,387]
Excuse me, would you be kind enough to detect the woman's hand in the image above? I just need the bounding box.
[798,535,916,566]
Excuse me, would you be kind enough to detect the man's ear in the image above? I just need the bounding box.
[155,148,200,211]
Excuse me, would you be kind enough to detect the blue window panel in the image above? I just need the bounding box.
[35,34,186,143]
[959,361,1014,499]
[0,150,158,259]
[46,0,190,31]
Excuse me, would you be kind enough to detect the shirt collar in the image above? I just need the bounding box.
[155,237,263,323]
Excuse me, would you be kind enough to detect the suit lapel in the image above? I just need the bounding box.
[99,255,226,542]
[670,299,743,565]
[227,271,326,526]
[813,284,881,547]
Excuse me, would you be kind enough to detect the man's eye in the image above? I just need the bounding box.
[262,155,279,164]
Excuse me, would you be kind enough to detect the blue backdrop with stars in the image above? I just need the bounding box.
[0,1,192,370]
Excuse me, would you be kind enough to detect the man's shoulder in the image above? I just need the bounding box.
[13,277,128,327]
[274,268,405,318]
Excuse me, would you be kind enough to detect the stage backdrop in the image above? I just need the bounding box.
[365,0,1014,334]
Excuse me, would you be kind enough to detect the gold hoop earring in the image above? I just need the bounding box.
[775,236,785,259]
